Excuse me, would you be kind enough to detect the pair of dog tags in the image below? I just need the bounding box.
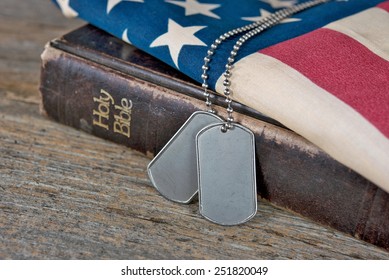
[147,111,257,225]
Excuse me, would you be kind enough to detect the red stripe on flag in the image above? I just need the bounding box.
[378,1,389,12]
[260,28,389,138]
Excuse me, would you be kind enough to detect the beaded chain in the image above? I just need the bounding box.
[200,0,331,131]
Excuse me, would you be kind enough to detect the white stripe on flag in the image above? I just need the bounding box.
[325,7,389,62]
[216,52,389,193]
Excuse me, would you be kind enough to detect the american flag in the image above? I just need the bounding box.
[54,0,389,193]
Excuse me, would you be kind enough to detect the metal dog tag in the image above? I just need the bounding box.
[148,111,222,203]
[196,123,257,225]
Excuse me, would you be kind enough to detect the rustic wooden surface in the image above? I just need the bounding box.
[0,0,388,260]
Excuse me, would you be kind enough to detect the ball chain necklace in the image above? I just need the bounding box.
[148,0,332,225]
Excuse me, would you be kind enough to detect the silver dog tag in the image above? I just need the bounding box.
[148,111,222,203]
[196,123,257,225]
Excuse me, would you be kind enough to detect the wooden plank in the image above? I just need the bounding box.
[0,0,84,99]
[0,0,388,259]
[1,94,389,259]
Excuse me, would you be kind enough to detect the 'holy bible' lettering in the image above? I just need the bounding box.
[92,89,133,138]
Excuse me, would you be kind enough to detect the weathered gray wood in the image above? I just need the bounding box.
[0,0,388,259]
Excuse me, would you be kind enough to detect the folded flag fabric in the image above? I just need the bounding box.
[53,0,389,193]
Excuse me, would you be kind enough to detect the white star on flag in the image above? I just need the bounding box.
[122,28,133,44]
[56,0,78,18]
[150,19,207,69]
[260,0,297,9]
[242,8,301,23]
[165,0,221,19]
[107,0,144,14]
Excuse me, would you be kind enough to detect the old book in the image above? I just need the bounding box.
[39,24,389,250]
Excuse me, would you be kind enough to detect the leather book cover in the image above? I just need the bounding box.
[39,24,389,250]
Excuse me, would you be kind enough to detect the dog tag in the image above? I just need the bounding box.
[148,111,222,203]
[196,123,257,225]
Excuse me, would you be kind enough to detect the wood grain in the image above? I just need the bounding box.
[0,0,388,259]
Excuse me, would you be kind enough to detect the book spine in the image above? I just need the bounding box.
[39,43,389,250]
[40,44,202,158]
